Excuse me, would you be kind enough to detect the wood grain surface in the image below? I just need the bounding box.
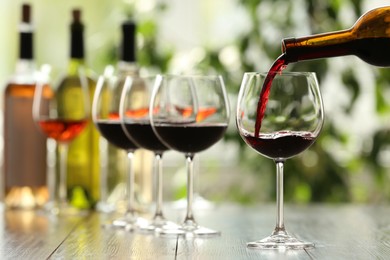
[2,204,390,259]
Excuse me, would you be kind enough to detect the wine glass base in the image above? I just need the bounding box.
[161,223,220,238]
[96,201,117,213]
[170,194,215,210]
[182,226,220,238]
[44,201,89,216]
[247,233,314,250]
[138,218,182,235]
[102,215,149,231]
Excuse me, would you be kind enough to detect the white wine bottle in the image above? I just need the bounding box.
[3,3,48,209]
[56,9,99,210]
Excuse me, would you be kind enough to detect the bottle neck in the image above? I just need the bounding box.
[70,20,84,59]
[67,58,85,76]
[282,29,353,63]
[14,24,35,83]
[19,5,34,60]
[11,59,37,84]
[15,59,35,72]
[117,60,139,77]
[120,21,136,63]
[19,31,33,60]
[68,20,85,75]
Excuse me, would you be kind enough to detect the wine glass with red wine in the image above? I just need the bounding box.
[119,75,180,234]
[33,65,89,215]
[236,72,324,249]
[92,73,148,230]
[150,74,230,237]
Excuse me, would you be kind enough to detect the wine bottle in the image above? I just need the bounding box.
[3,4,48,209]
[282,6,390,67]
[113,21,141,92]
[112,21,152,211]
[57,9,99,210]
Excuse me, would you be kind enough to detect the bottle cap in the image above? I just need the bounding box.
[70,8,84,59]
[121,20,136,62]
[72,9,81,22]
[22,4,31,23]
[20,3,33,59]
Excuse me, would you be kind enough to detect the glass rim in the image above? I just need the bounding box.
[156,74,224,79]
[244,71,317,77]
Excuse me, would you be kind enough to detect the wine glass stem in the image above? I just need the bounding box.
[47,139,56,206]
[184,154,196,225]
[58,143,69,204]
[126,151,135,215]
[99,139,109,203]
[154,152,164,220]
[275,160,286,232]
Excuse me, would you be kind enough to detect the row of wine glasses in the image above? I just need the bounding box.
[97,73,230,236]
[33,68,230,237]
[33,67,324,247]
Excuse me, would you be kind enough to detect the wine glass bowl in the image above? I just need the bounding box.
[33,65,90,215]
[236,71,324,249]
[120,75,178,234]
[150,74,230,237]
[92,73,145,229]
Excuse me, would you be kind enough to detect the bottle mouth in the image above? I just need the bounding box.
[281,37,296,52]
[281,37,298,63]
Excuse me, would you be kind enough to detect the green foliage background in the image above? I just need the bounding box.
[113,0,390,204]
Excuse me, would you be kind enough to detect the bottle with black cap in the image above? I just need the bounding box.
[119,21,153,211]
[55,9,100,211]
[3,3,48,209]
[101,20,152,213]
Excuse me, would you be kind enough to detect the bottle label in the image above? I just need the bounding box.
[4,84,47,188]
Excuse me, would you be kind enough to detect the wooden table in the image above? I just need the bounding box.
[2,203,390,259]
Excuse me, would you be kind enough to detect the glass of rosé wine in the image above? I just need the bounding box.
[33,65,90,215]
[236,72,324,249]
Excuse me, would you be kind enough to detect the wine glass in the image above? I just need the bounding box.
[92,72,147,230]
[119,75,179,234]
[236,72,324,249]
[150,74,230,237]
[33,64,89,215]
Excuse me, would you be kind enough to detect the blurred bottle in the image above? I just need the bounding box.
[56,9,99,210]
[282,6,390,67]
[106,21,152,212]
[3,3,48,209]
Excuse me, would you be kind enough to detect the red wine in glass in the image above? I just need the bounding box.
[255,54,288,137]
[122,120,170,152]
[119,75,184,234]
[96,120,138,151]
[242,130,316,160]
[153,123,228,154]
[38,118,87,143]
[149,74,230,237]
[237,71,323,249]
[174,106,218,122]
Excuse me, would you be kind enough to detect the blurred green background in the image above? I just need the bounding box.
[1,0,390,205]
